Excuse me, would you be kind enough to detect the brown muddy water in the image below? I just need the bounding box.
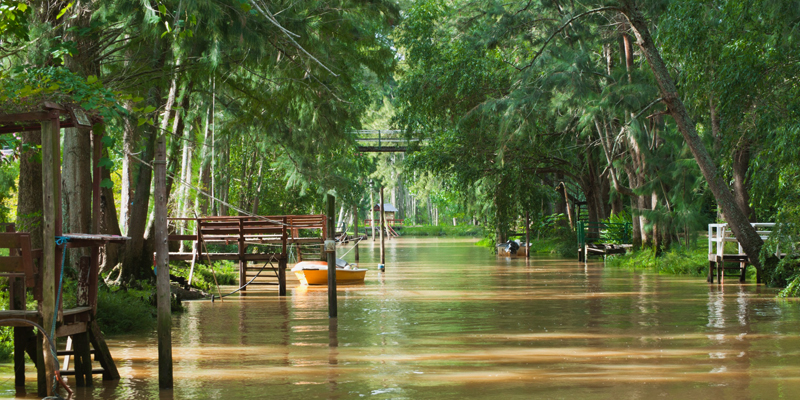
[3,237,800,399]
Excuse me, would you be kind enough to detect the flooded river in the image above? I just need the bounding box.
[3,237,800,399]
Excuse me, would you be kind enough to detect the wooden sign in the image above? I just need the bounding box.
[72,108,91,127]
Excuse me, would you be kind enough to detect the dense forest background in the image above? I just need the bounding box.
[1,0,799,285]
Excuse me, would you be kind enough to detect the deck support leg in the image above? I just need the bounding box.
[36,329,46,397]
[88,320,119,380]
[716,256,723,285]
[72,331,93,387]
[279,258,287,296]
[707,261,715,283]
[11,277,27,387]
[13,326,26,387]
[239,260,246,292]
[739,262,747,283]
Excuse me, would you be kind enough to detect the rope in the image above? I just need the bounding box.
[338,236,365,258]
[211,255,277,301]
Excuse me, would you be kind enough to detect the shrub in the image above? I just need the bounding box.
[94,285,156,335]
[169,261,238,292]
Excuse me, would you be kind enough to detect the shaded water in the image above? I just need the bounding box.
[3,237,800,399]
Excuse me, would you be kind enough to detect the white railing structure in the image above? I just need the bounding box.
[707,222,796,284]
[708,222,784,259]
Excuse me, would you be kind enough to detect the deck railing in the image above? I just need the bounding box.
[708,222,783,257]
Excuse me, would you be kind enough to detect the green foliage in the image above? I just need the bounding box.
[0,66,123,117]
[0,290,11,362]
[0,0,28,42]
[779,272,800,298]
[0,158,17,223]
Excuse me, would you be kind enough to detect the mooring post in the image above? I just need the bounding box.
[370,189,376,241]
[353,204,360,262]
[379,186,385,269]
[154,134,173,389]
[525,211,530,260]
[326,194,338,318]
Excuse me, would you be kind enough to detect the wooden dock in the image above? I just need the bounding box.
[167,215,328,295]
[577,221,633,262]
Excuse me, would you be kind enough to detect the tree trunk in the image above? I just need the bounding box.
[619,1,765,270]
[99,146,123,274]
[197,105,212,216]
[62,127,93,270]
[120,102,137,235]
[732,142,756,221]
[118,40,166,282]
[16,132,43,248]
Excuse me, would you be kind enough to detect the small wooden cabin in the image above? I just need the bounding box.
[372,203,398,221]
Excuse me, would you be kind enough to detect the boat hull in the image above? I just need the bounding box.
[293,261,367,285]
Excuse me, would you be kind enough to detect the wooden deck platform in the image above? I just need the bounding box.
[707,222,792,284]
[167,215,329,295]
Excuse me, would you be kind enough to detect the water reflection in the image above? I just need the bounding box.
[3,238,800,399]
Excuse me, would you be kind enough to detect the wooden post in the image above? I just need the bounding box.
[154,134,173,389]
[525,211,530,260]
[353,204,359,262]
[279,216,287,296]
[370,190,376,241]
[238,218,245,291]
[188,217,199,285]
[326,194,337,318]
[380,187,385,268]
[40,117,58,396]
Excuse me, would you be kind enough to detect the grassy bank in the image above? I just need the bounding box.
[605,246,712,276]
[475,228,578,258]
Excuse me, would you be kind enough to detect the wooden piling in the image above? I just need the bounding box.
[379,187,385,267]
[326,194,337,318]
[353,204,359,262]
[154,134,173,389]
[525,211,530,260]
[370,190,376,241]
[40,117,58,396]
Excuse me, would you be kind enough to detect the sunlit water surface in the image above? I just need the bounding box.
[3,238,800,399]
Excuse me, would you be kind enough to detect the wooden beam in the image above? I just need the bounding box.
[0,111,51,123]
